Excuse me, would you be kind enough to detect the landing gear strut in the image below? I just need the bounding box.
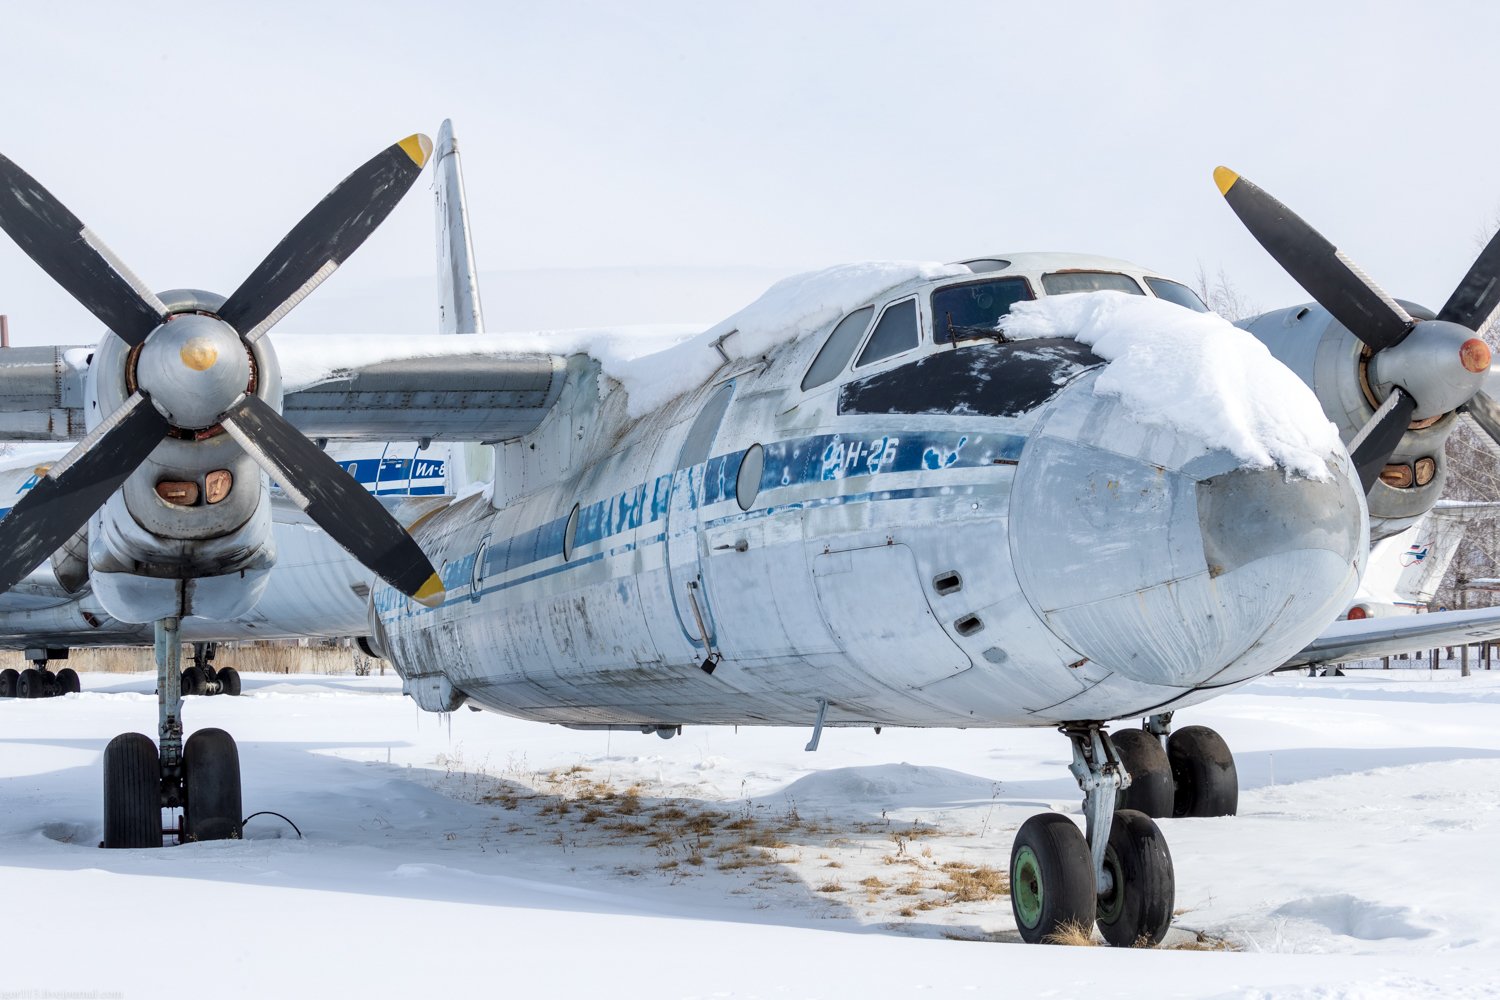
[1,647,79,699]
[1010,724,1175,947]
[102,618,242,848]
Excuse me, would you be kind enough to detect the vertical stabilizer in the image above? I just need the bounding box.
[434,119,485,336]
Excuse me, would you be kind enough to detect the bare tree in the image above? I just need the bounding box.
[1193,261,1259,322]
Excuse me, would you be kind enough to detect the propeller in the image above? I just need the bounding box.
[0,136,445,608]
[1215,166,1499,493]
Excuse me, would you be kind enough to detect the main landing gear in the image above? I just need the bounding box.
[0,647,80,699]
[181,642,240,697]
[1009,717,1238,946]
[102,618,242,849]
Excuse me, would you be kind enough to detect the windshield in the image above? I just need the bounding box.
[931,277,1034,344]
[1144,276,1210,312]
[1040,271,1144,296]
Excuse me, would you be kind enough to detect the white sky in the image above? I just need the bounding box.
[2,1,1499,344]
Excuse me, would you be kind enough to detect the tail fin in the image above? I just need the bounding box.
[433,119,485,335]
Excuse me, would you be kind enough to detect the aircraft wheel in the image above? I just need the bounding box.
[1111,729,1173,818]
[1168,725,1238,817]
[102,733,162,849]
[18,668,43,699]
[181,666,205,697]
[183,728,242,842]
[1096,809,1174,947]
[56,667,80,695]
[1010,813,1096,944]
[0,667,18,698]
[218,666,241,697]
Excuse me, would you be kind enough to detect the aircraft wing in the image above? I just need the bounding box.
[1284,605,1500,668]
[0,341,570,443]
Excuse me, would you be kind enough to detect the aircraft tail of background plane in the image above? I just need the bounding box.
[434,118,486,337]
[433,119,495,492]
[1350,501,1500,616]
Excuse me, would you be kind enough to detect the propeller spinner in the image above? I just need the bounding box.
[1214,166,1498,493]
[0,136,446,608]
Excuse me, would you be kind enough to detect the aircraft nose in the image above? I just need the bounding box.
[1010,374,1367,690]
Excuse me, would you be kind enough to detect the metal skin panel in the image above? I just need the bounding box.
[371,269,1369,730]
[1011,372,1367,694]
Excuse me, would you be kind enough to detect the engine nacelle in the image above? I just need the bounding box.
[1241,302,1453,541]
[84,289,282,623]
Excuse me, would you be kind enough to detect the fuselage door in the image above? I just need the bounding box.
[662,381,736,650]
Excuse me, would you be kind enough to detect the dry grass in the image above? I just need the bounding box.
[0,642,370,675]
[936,864,1009,903]
[1043,921,1099,947]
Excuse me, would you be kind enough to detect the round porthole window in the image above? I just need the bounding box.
[736,443,764,511]
[563,503,580,561]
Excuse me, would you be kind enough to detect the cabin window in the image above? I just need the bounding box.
[931,277,1034,344]
[1144,277,1210,312]
[1040,271,1144,296]
[855,297,920,368]
[562,503,580,561]
[736,443,764,510]
[802,307,874,390]
[679,382,736,469]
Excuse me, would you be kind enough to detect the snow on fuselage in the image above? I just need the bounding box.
[372,259,1369,730]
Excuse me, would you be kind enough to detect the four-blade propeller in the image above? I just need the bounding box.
[0,137,445,608]
[1215,166,1500,493]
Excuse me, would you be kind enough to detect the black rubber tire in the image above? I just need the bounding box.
[102,733,162,849]
[56,667,81,695]
[1169,725,1239,818]
[1010,813,1096,944]
[218,666,241,697]
[0,667,18,698]
[1096,809,1175,947]
[1112,729,1174,819]
[18,668,43,699]
[183,728,243,842]
[181,666,205,697]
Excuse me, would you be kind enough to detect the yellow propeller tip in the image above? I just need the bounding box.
[1213,166,1239,196]
[413,572,445,608]
[399,133,434,168]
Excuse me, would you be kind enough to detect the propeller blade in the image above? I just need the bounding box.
[1347,387,1416,493]
[1461,388,1500,450]
[1214,166,1414,352]
[1438,227,1500,332]
[0,393,168,595]
[219,134,434,342]
[218,393,444,607]
[0,154,167,346]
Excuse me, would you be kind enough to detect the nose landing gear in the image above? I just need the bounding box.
[1010,724,1175,946]
[101,618,242,849]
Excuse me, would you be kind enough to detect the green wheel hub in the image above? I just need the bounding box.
[1012,845,1044,927]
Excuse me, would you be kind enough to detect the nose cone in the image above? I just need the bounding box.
[135,314,251,428]
[1010,374,1367,690]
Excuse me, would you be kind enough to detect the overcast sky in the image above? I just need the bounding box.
[2,1,1498,343]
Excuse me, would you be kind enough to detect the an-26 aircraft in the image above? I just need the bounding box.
[3,122,1500,947]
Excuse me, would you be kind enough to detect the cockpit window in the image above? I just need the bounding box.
[1040,271,1144,296]
[802,306,874,391]
[855,297,920,368]
[1144,276,1210,312]
[931,277,1034,345]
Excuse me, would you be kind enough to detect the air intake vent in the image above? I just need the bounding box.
[933,572,963,596]
[954,614,984,637]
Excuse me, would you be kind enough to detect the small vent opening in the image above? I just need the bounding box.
[954,614,984,637]
[933,572,963,596]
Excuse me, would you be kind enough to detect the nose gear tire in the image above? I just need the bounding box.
[1010,813,1096,944]
[1096,809,1175,947]
[102,733,163,849]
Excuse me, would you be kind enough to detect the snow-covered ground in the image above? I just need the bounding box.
[4,667,1500,998]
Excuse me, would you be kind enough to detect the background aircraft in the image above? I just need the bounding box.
[4,124,1500,948]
